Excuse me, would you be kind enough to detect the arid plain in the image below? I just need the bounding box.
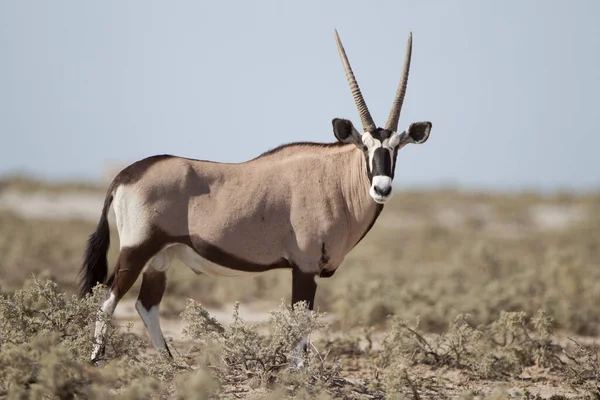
[1,176,599,399]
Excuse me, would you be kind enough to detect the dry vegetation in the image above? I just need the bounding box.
[1,176,600,398]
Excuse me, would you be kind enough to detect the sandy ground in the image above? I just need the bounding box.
[112,298,347,353]
[113,299,277,343]
[0,190,116,223]
[0,189,585,231]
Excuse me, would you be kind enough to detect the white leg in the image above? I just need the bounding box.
[135,300,168,351]
[291,309,312,368]
[91,291,118,361]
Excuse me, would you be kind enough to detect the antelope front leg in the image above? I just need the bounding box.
[290,268,317,368]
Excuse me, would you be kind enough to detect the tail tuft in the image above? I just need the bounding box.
[78,193,113,297]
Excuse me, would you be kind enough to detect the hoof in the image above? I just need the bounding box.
[290,355,305,369]
[90,344,106,365]
[92,359,106,367]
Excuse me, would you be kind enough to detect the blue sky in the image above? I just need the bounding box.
[0,1,599,191]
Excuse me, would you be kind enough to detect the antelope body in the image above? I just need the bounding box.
[80,30,433,362]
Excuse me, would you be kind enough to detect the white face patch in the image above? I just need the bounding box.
[370,175,393,204]
[388,132,401,148]
[361,132,380,172]
[361,132,402,203]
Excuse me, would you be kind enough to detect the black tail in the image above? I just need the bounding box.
[78,190,114,298]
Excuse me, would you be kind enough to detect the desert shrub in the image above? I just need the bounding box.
[0,278,382,399]
[0,278,144,361]
[173,368,221,400]
[380,314,480,369]
[318,334,365,358]
[0,278,166,398]
[379,310,564,393]
[181,299,349,397]
[562,338,600,398]
[483,310,559,374]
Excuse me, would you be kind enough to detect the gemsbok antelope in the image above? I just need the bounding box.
[80,30,433,362]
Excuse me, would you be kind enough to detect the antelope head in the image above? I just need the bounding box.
[332,30,432,204]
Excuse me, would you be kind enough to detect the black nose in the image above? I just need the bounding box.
[374,185,391,196]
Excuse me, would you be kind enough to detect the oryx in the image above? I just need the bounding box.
[79,29,433,362]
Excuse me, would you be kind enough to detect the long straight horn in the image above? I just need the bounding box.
[385,32,413,132]
[334,29,376,133]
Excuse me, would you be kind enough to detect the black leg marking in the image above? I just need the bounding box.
[291,268,318,355]
[137,269,172,358]
[291,268,317,311]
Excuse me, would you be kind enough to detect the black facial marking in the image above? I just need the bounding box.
[391,149,398,180]
[369,129,394,142]
[361,128,397,182]
[372,147,392,177]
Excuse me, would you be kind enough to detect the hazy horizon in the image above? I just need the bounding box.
[1,1,599,193]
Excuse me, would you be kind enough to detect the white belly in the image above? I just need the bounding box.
[172,244,261,278]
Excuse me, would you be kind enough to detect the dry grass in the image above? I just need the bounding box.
[0,174,106,194]
[1,178,600,398]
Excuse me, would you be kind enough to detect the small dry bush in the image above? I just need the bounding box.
[562,338,600,398]
[2,279,599,399]
[0,277,378,399]
[0,277,183,399]
[181,299,351,397]
[377,310,570,398]
[382,311,562,379]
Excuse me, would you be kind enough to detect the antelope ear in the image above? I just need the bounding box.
[398,121,432,147]
[406,121,432,144]
[332,118,362,146]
